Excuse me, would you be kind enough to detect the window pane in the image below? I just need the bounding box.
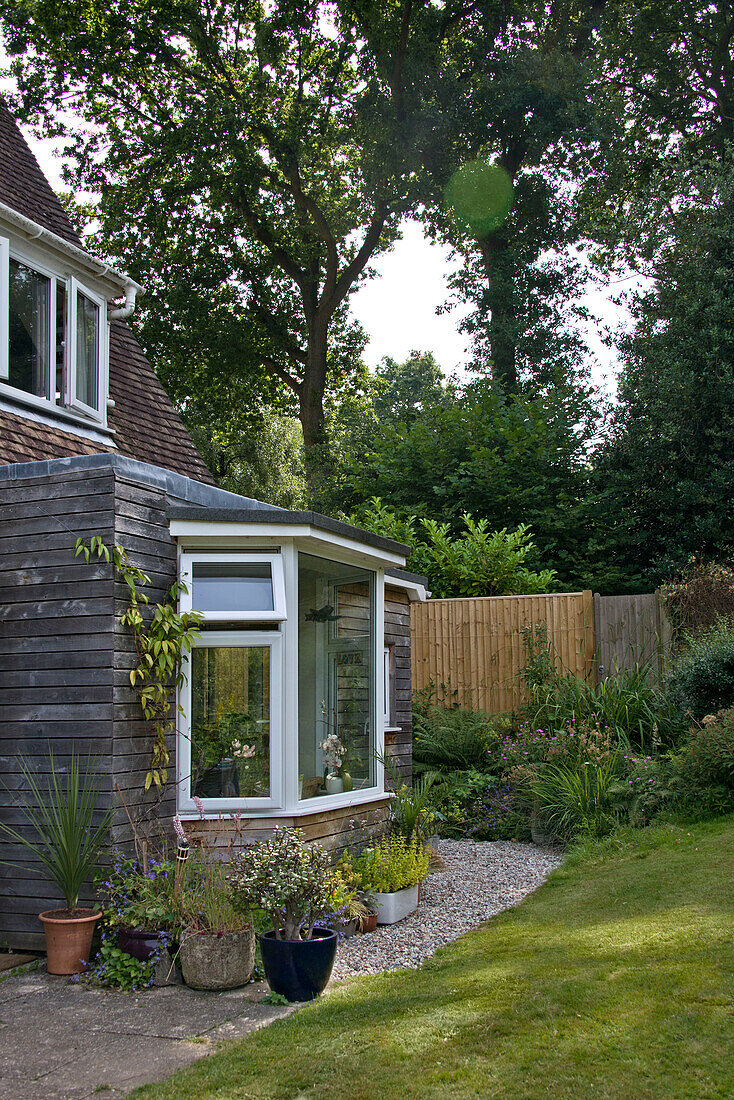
[298,554,375,799]
[191,646,270,799]
[192,562,274,615]
[75,289,99,408]
[9,259,50,398]
[55,281,66,403]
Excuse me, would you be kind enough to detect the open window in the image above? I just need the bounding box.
[0,237,107,422]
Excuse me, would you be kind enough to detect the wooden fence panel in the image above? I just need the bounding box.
[593,593,671,681]
[410,592,594,713]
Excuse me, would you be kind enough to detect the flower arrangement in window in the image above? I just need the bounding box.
[319,732,346,779]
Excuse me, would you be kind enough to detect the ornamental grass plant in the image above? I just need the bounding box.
[0,750,111,911]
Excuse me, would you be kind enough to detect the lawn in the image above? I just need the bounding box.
[134,818,734,1100]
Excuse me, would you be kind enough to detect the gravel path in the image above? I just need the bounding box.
[331,838,563,980]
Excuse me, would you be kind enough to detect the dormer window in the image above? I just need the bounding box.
[0,237,107,423]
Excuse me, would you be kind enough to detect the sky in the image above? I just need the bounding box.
[17,117,628,398]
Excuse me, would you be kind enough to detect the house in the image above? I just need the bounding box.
[0,99,426,949]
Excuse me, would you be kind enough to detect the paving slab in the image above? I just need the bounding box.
[0,967,297,1098]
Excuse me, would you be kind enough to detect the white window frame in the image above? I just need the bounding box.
[177,629,284,814]
[179,551,287,623]
[383,645,392,727]
[0,236,108,423]
[68,276,106,420]
[0,237,9,380]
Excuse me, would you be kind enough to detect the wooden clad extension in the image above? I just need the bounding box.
[411,592,595,714]
[0,467,117,949]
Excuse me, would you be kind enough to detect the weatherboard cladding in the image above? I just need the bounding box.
[0,99,214,484]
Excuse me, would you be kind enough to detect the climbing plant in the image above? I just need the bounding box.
[75,536,203,791]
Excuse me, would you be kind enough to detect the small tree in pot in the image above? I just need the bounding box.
[0,751,111,974]
[231,828,339,1001]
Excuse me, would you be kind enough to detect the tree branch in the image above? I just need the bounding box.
[328,203,388,313]
[230,193,309,295]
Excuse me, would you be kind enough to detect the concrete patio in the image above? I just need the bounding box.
[0,963,295,1099]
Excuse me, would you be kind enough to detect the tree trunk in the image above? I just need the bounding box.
[479,234,519,395]
[299,315,330,500]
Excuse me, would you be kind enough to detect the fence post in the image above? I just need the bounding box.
[582,590,596,685]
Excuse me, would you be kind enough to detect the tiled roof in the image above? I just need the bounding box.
[108,322,214,482]
[0,408,113,465]
[0,100,82,247]
[0,99,215,485]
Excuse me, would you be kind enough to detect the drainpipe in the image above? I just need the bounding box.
[109,284,138,320]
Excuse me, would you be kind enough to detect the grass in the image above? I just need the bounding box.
[133,817,734,1100]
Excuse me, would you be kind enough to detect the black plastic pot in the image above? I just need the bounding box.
[259,928,338,1002]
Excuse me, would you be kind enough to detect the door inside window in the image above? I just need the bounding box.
[190,644,271,799]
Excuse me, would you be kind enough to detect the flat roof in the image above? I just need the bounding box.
[0,452,412,558]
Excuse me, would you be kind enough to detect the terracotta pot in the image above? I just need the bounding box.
[39,908,101,975]
[361,913,378,934]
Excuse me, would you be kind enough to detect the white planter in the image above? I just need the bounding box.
[325,775,343,795]
[373,884,419,925]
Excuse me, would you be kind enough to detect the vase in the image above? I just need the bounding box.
[325,775,343,795]
[259,928,337,1002]
[341,771,353,792]
[118,927,164,962]
[372,884,420,925]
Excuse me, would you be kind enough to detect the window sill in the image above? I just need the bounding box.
[179,790,392,821]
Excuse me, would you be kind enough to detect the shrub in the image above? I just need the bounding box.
[675,710,734,792]
[82,936,159,991]
[426,769,499,837]
[413,705,499,774]
[661,559,734,639]
[465,784,529,841]
[98,853,180,935]
[343,834,430,894]
[230,827,338,941]
[666,620,734,719]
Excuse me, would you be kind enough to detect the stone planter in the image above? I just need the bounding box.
[179,927,254,991]
[373,884,419,925]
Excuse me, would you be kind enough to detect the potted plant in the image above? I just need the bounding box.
[97,852,180,961]
[320,733,346,794]
[176,855,254,991]
[342,834,430,925]
[0,751,111,974]
[231,827,339,1002]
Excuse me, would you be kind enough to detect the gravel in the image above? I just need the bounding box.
[331,838,563,980]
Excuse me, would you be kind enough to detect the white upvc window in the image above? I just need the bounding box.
[178,630,283,814]
[176,539,388,819]
[383,645,393,727]
[0,235,107,422]
[179,552,287,624]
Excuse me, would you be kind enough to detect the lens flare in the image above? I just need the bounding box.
[445,161,514,237]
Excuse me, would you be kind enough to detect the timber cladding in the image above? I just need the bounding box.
[0,467,118,949]
[0,463,414,947]
[410,592,595,714]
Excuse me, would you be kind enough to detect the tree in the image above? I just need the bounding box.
[0,0,515,485]
[595,169,734,585]
[421,0,611,393]
[354,498,557,597]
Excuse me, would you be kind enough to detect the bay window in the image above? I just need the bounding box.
[0,237,107,421]
[176,543,385,818]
